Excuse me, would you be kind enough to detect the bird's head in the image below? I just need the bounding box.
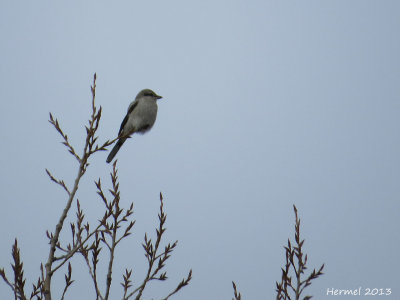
[137,89,162,100]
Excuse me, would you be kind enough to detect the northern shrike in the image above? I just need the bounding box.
[106,89,162,163]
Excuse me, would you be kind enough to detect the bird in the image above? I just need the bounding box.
[106,89,162,163]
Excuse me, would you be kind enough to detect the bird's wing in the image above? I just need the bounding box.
[118,101,138,136]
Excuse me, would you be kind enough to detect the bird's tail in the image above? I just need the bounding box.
[106,138,126,163]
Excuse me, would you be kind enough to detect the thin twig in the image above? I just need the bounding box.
[60,263,74,300]
[276,205,324,300]
[0,269,16,295]
[160,270,192,300]
[45,169,71,195]
[232,281,242,300]
[104,162,120,300]
[82,248,104,300]
[48,113,81,163]
[51,222,103,273]
[44,73,98,300]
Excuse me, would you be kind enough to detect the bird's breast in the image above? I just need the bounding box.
[129,100,158,133]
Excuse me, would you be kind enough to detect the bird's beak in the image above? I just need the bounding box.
[156,95,163,100]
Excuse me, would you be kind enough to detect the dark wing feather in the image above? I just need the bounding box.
[118,114,129,135]
[118,101,138,135]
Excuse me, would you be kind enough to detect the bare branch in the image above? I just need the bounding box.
[160,270,192,300]
[60,263,74,300]
[44,73,102,300]
[276,205,324,300]
[0,268,17,296]
[10,239,28,300]
[45,169,70,195]
[81,237,104,300]
[48,112,81,163]
[51,222,103,274]
[104,161,120,300]
[121,193,191,300]
[232,281,242,300]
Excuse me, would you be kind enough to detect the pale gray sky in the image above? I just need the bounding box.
[1,1,399,299]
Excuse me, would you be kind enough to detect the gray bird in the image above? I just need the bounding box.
[106,89,162,163]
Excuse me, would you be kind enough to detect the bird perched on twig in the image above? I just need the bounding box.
[106,89,162,163]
